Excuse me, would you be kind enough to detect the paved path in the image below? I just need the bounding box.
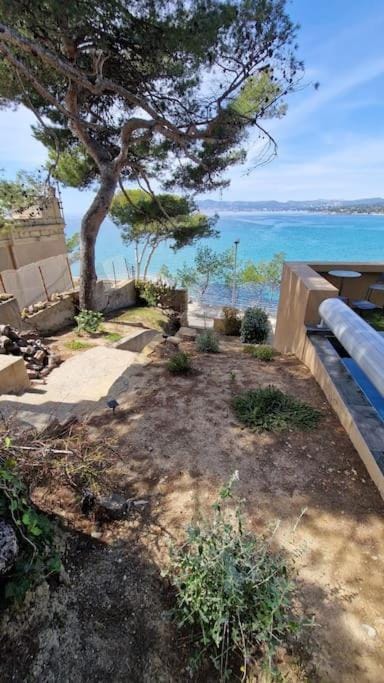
[0,346,151,430]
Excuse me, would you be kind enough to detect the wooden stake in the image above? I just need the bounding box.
[38,266,49,301]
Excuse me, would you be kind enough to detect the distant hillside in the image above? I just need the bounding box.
[198,198,384,213]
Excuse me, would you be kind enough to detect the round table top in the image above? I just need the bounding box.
[369,282,384,291]
[328,269,362,278]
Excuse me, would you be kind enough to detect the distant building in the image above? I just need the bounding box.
[0,186,67,271]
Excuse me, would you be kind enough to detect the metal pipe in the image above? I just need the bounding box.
[319,297,384,396]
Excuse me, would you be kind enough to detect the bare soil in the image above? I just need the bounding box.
[1,337,384,682]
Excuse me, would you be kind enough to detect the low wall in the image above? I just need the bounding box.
[94,279,136,313]
[113,329,160,352]
[0,298,23,328]
[23,296,75,335]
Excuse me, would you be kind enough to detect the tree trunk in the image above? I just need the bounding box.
[79,168,119,309]
[143,243,158,280]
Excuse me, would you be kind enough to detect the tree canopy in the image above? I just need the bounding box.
[177,245,235,296]
[110,189,217,279]
[0,0,302,307]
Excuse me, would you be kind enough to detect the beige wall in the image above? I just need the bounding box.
[274,263,338,356]
[1,254,73,309]
[1,189,67,270]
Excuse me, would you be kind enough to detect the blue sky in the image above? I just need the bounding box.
[1,0,384,211]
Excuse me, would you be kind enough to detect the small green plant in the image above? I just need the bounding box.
[243,344,276,361]
[240,307,269,344]
[167,473,303,680]
[167,351,191,374]
[229,370,236,382]
[65,339,93,351]
[0,451,62,604]
[196,329,220,353]
[74,309,104,335]
[222,306,241,336]
[103,331,123,343]
[232,385,321,432]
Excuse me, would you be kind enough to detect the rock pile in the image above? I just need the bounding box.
[0,324,61,380]
[21,292,70,319]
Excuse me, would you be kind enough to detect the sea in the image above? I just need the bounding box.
[66,211,384,312]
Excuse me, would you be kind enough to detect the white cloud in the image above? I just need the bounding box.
[0,107,46,166]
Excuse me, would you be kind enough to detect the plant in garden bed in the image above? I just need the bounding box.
[243,344,276,361]
[240,307,269,344]
[167,351,191,374]
[196,329,220,353]
[0,446,62,604]
[232,386,321,432]
[75,309,104,335]
[65,339,94,351]
[222,306,241,336]
[167,473,303,681]
[103,331,123,343]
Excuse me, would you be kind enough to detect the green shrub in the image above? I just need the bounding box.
[222,306,241,336]
[243,344,276,361]
[196,329,220,353]
[136,279,174,308]
[232,385,321,432]
[0,452,62,604]
[240,306,269,344]
[167,351,191,374]
[74,309,104,335]
[167,473,302,680]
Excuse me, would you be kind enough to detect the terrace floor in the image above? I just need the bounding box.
[1,336,384,682]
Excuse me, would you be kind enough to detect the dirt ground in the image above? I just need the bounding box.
[1,336,384,682]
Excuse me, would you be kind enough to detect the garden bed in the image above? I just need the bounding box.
[1,337,383,682]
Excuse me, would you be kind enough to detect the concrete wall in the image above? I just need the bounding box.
[94,279,136,313]
[113,329,160,352]
[0,298,23,328]
[1,254,73,309]
[1,189,67,269]
[274,262,384,357]
[0,356,30,394]
[274,263,338,356]
[23,296,75,335]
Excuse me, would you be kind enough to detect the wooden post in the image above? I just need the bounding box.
[112,261,117,287]
[124,257,130,280]
[0,272,5,293]
[38,266,49,301]
[66,257,75,289]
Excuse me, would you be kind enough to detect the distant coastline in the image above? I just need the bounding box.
[198,198,384,216]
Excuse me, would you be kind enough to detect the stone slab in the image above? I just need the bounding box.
[176,326,198,341]
[0,355,30,394]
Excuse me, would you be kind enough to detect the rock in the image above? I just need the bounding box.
[361,624,377,639]
[0,519,18,575]
[94,493,130,521]
[176,326,198,341]
[166,336,179,346]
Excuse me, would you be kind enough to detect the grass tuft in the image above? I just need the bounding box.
[243,344,276,361]
[65,339,93,351]
[232,385,321,432]
[196,329,220,353]
[167,351,191,374]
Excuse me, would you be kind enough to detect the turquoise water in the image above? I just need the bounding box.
[66,211,384,309]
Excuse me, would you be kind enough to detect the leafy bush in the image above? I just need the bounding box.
[167,473,302,680]
[74,309,104,335]
[243,344,276,361]
[0,451,62,603]
[222,306,241,336]
[232,385,321,432]
[167,351,191,374]
[196,329,220,353]
[136,279,174,308]
[240,307,269,344]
